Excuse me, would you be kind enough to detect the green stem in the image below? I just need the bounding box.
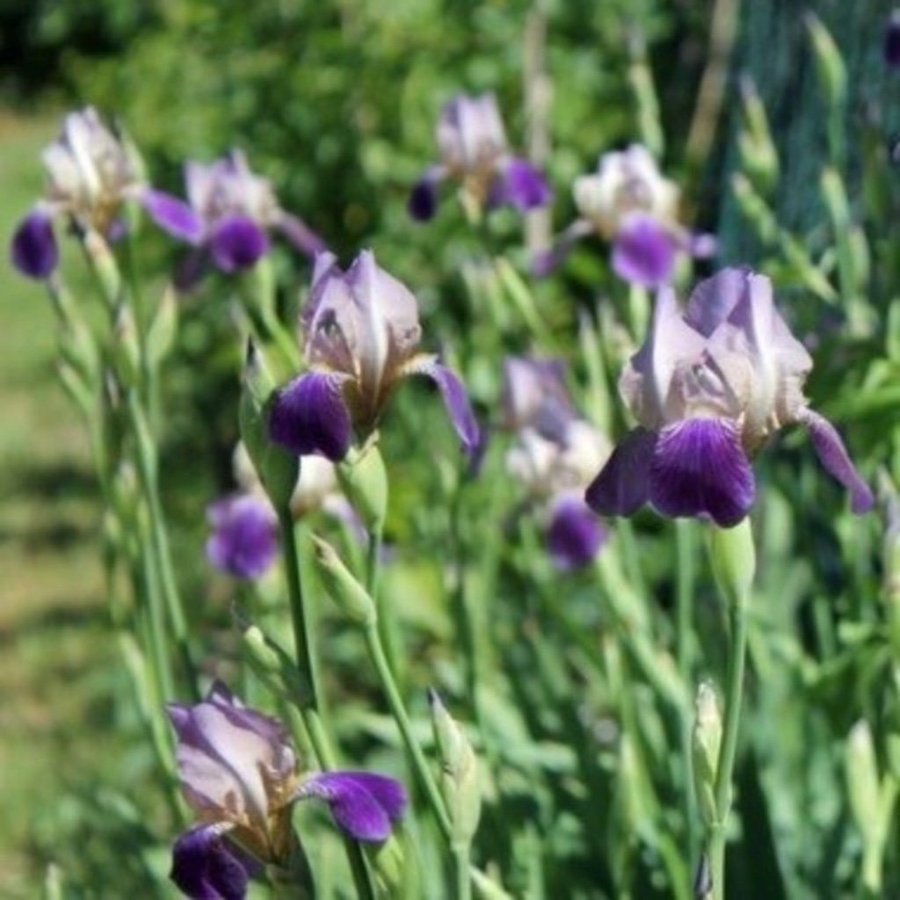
[708,594,749,900]
[675,521,699,861]
[454,843,473,900]
[126,390,200,700]
[364,621,453,841]
[278,509,375,900]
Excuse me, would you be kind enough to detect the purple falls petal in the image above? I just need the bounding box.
[490,157,552,212]
[611,216,678,288]
[268,372,353,462]
[299,771,408,842]
[205,494,279,580]
[800,409,875,514]
[141,189,205,244]
[210,215,270,273]
[10,210,58,280]
[171,826,249,900]
[886,11,900,68]
[412,361,481,454]
[585,427,658,517]
[546,495,608,571]
[648,418,755,527]
[408,166,445,222]
[274,211,327,258]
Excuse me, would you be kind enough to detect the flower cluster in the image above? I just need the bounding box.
[535,144,714,287]
[586,268,874,527]
[408,92,551,221]
[168,683,407,899]
[502,357,609,570]
[269,249,480,463]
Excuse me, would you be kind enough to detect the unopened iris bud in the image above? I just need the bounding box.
[367,835,406,895]
[82,228,122,306]
[111,461,141,528]
[805,14,846,110]
[845,720,881,843]
[708,519,756,611]
[337,440,388,533]
[429,689,482,847]
[692,681,723,827]
[113,304,141,388]
[311,535,376,626]
[737,78,779,195]
[57,315,99,388]
[147,286,178,365]
[239,623,312,706]
[239,340,298,510]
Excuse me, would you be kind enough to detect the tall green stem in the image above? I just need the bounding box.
[454,844,473,900]
[277,508,375,900]
[364,622,453,841]
[705,520,755,900]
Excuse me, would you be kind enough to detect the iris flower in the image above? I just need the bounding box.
[408,92,550,221]
[269,250,479,462]
[168,683,407,899]
[9,106,197,279]
[502,357,610,570]
[586,268,874,527]
[535,144,713,286]
[147,150,325,287]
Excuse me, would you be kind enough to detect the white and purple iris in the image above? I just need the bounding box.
[535,144,713,287]
[268,250,480,462]
[145,149,326,288]
[168,683,407,900]
[585,268,874,528]
[408,92,551,221]
[9,106,191,280]
[502,357,610,571]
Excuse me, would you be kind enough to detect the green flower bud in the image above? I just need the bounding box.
[738,78,779,195]
[113,304,141,388]
[337,440,388,533]
[846,720,880,842]
[147,285,178,366]
[366,835,406,895]
[239,340,299,511]
[240,623,312,707]
[805,14,846,111]
[692,681,723,827]
[311,536,376,626]
[82,228,122,308]
[708,518,755,611]
[429,690,482,847]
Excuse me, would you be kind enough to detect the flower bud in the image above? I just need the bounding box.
[805,14,846,111]
[239,340,299,511]
[708,518,755,611]
[311,536,376,626]
[239,623,312,707]
[111,461,141,529]
[82,228,122,307]
[737,78,779,195]
[146,285,178,366]
[113,304,141,388]
[692,681,723,827]
[367,835,406,895]
[337,441,388,533]
[429,690,482,847]
[846,720,881,843]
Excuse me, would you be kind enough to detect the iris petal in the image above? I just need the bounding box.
[800,409,874,514]
[611,216,677,288]
[408,360,481,454]
[299,771,407,842]
[546,495,607,570]
[648,418,755,527]
[10,210,58,280]
[170,825,249,900]
[141,189,205,244]
[268,372,353,462]
[210,215,269,272]
[585,427,658,517]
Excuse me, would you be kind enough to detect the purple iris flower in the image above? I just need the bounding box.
[145,150,326,287]
[9,107,195,280]
[585,268,874,528]
[168,683,407,899]
[268,250,480,462]
[205,493,280,580]
[408,93,551,221]
[502,357,610,570]
[534,144,714,287]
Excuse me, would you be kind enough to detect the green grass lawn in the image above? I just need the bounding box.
[0,109,120,897]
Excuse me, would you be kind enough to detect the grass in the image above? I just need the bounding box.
[0,109,116,897]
